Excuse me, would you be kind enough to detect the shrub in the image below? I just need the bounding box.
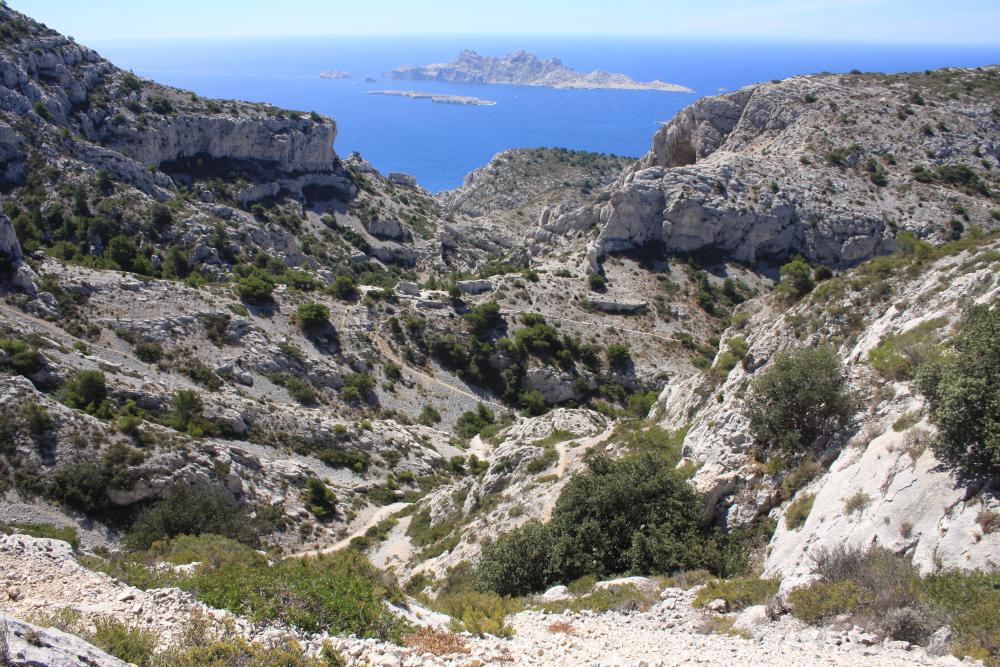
[844,491,871,515]
[587,273,606,291]
[784,493,816,529]
[868,317,947,381]
[148,95,174,114]
[90,618,157,666]
[463,301,503,339]
[477,520,556,597]
[133,341,163,364]
[746,347,855,458]
[776,256,814,300]
[126,483,259,550]
[297,301,330,328]
[606,343,631,369]
[418,405,441,426]
[187,549,406,641]
[788,580,863,624]
[234,275,274,303]
[520,389,548,416]
[0,338,44,376]
[305,477,337,519]
[169,389,203,434]
[692,577,779,611]
[20,403,52,435]
[286,377,318,405]
[61,370,109,416]
[328,275,358,301]
[455,403,495,439]
[478,454,713,596]
[341,372,374,404]
[434,591,517,637]
[915,303,1000,477]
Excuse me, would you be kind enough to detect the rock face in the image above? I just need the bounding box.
[2,615,131,667]
[544,69,999,271]
[0,3,344,204]
[652,236,1000,579]
[385,49,692,92]
[0,200,36,295]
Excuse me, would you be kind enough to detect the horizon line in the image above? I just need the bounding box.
[82,33,1000,49]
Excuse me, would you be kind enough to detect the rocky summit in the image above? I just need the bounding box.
[0,4,999,667]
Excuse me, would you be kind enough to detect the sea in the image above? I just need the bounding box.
[92,36,999,192]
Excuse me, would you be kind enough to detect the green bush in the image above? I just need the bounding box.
[127,483,259,551]
[133,341,163,364]
[588,273,606,291]
[477,454,712,596]
[477,520,556,597]
[0,338,45,377]
[788,580,863,624]
[916,303,1000,477]
[90,618,157,666]
[187,549,406,641]
[234,275,274,303]
[776,256,815,300]
[61,370,109,416]
[868,317,947,381]
[520,389,548,416]
[20,402,52,435]
[455,403,495,439]
[693,576,780,611]
[328,275,358,301]
[464,301,503,338]
[784,493,816,529]
[606,343,631,369]
[297,301,330,328]
[305,477,337,519]
[746,347,855,458]
[417,405,441,426]
[341,372,374,404]
[434,590,517,637]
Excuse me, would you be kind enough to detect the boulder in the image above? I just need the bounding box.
[2,616,131,667]
[456,279,494,295]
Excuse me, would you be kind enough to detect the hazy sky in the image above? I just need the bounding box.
[10,0,1000,44]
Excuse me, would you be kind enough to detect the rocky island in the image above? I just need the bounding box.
[319,69,351,79]
[367,89,496,105]
[384,49,693,92]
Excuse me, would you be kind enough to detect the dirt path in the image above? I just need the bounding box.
[555,423,616,477]
[286,502,410,559]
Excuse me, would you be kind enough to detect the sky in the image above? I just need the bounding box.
[10,0,1000,45]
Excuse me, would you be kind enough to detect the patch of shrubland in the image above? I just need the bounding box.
[786,546,1000,665]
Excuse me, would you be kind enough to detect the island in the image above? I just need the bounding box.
[384,49,693,92]
[319,70,351,79]
[366,90,496,106]
[364,76,377,83]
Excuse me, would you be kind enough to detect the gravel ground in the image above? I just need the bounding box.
[0,535,981,667]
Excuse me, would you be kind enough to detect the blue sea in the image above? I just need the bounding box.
[93,37,999,192]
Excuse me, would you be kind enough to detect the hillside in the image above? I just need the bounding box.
[0,4,999,666]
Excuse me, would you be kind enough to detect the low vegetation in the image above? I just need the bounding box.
[787,546,1000,664]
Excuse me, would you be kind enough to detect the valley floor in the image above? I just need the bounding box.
[0,535,974,667]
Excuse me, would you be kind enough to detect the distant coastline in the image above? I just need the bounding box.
[385,49,693,93]
[319,69,351,79]
[366,90,496,106]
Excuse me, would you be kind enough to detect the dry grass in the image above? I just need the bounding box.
[403,626,470,656]
[547,620,575,634]
[978,510,1000,535]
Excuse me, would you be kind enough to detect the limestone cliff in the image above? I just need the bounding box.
[542,69,999,271]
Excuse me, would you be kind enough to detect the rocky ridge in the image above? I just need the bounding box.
[539,69,999,273]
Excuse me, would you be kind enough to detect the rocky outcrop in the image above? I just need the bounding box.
[1,615,131,667]
[545,69,999,271]
[0,200,36,295]
[652,236,1000,578]
[385,50,692,92]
